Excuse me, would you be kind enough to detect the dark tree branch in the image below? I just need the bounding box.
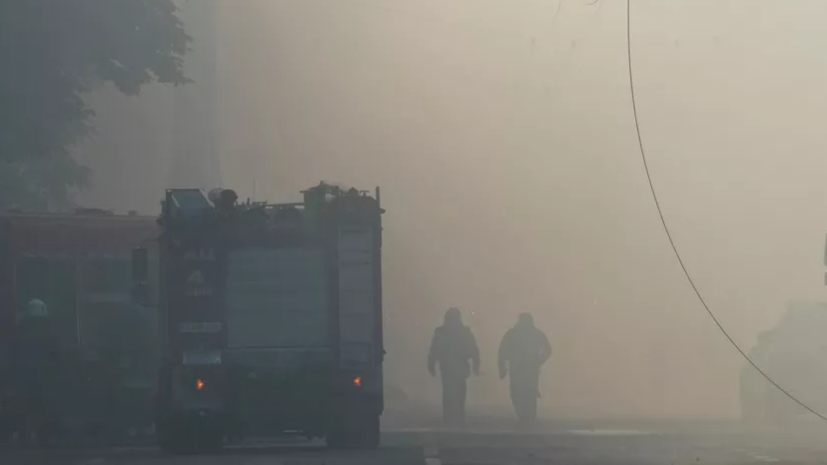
[0,0,190,210]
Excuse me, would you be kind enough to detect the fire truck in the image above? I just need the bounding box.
[132,183,385,453]
[0,209,160,443]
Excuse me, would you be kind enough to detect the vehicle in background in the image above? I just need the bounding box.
[0,209,160,444]
[740,301,827,423]
[132,183,384,453]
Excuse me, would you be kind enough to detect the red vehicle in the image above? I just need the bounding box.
[0,209,161,443]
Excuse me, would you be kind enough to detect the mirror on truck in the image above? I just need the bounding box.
[132,247,149,304]
[132,247,148,281]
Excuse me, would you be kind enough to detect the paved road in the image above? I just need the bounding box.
[4,425,827,465]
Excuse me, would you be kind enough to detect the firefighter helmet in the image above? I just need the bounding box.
[23,298,48,318]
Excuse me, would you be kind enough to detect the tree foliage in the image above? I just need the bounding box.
[0,0,190,210]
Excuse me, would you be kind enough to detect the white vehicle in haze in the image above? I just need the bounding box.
[740,301,827,423]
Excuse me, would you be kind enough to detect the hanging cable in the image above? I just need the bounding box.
[625,0,827,422]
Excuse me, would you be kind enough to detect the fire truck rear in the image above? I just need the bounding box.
[132,183,384,453]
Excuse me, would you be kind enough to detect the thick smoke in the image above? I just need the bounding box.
[76,0,827,419]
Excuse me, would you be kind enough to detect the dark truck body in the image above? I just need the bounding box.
[0,211,160,442]
[144,184,384,452]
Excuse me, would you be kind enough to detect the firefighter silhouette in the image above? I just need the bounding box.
[498,313,551,425]
[11,299,61,445]
[428,308,480,426]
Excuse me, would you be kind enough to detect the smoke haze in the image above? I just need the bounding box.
[75,0,827,419]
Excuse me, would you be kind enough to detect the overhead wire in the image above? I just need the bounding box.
[625,0,827,422]
[546,0,607,85]
[340,0,534,47]
[549,0,564,32]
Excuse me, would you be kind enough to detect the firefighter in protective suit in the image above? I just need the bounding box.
[10,299,61,445]
[428,308,480,426]
[498,313,551,425]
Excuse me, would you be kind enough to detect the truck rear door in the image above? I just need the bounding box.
[337,226,378,368]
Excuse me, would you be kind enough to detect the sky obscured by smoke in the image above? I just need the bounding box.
[76,0,827,418]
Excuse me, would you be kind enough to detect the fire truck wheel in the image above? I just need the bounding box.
[0,417,10,448]
[158,424,194,455]
[361,413,380,449]
[326,413,380,449]
[195,429,224,454]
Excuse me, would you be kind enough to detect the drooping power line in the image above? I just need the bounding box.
[625,0,827,422]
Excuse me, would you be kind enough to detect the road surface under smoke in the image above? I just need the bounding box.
[5,418,827,465]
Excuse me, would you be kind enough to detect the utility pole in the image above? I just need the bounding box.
[169,0,221,189]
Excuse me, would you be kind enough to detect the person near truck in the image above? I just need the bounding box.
[498,313,551,426]
[10,299,61,445]
[428,307,480,427]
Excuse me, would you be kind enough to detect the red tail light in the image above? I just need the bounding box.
[196,379,205,391]
[352,376,362,387]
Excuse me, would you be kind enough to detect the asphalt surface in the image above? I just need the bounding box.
[4,421,827,465]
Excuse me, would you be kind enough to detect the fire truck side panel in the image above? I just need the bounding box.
[0,213,160,439]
